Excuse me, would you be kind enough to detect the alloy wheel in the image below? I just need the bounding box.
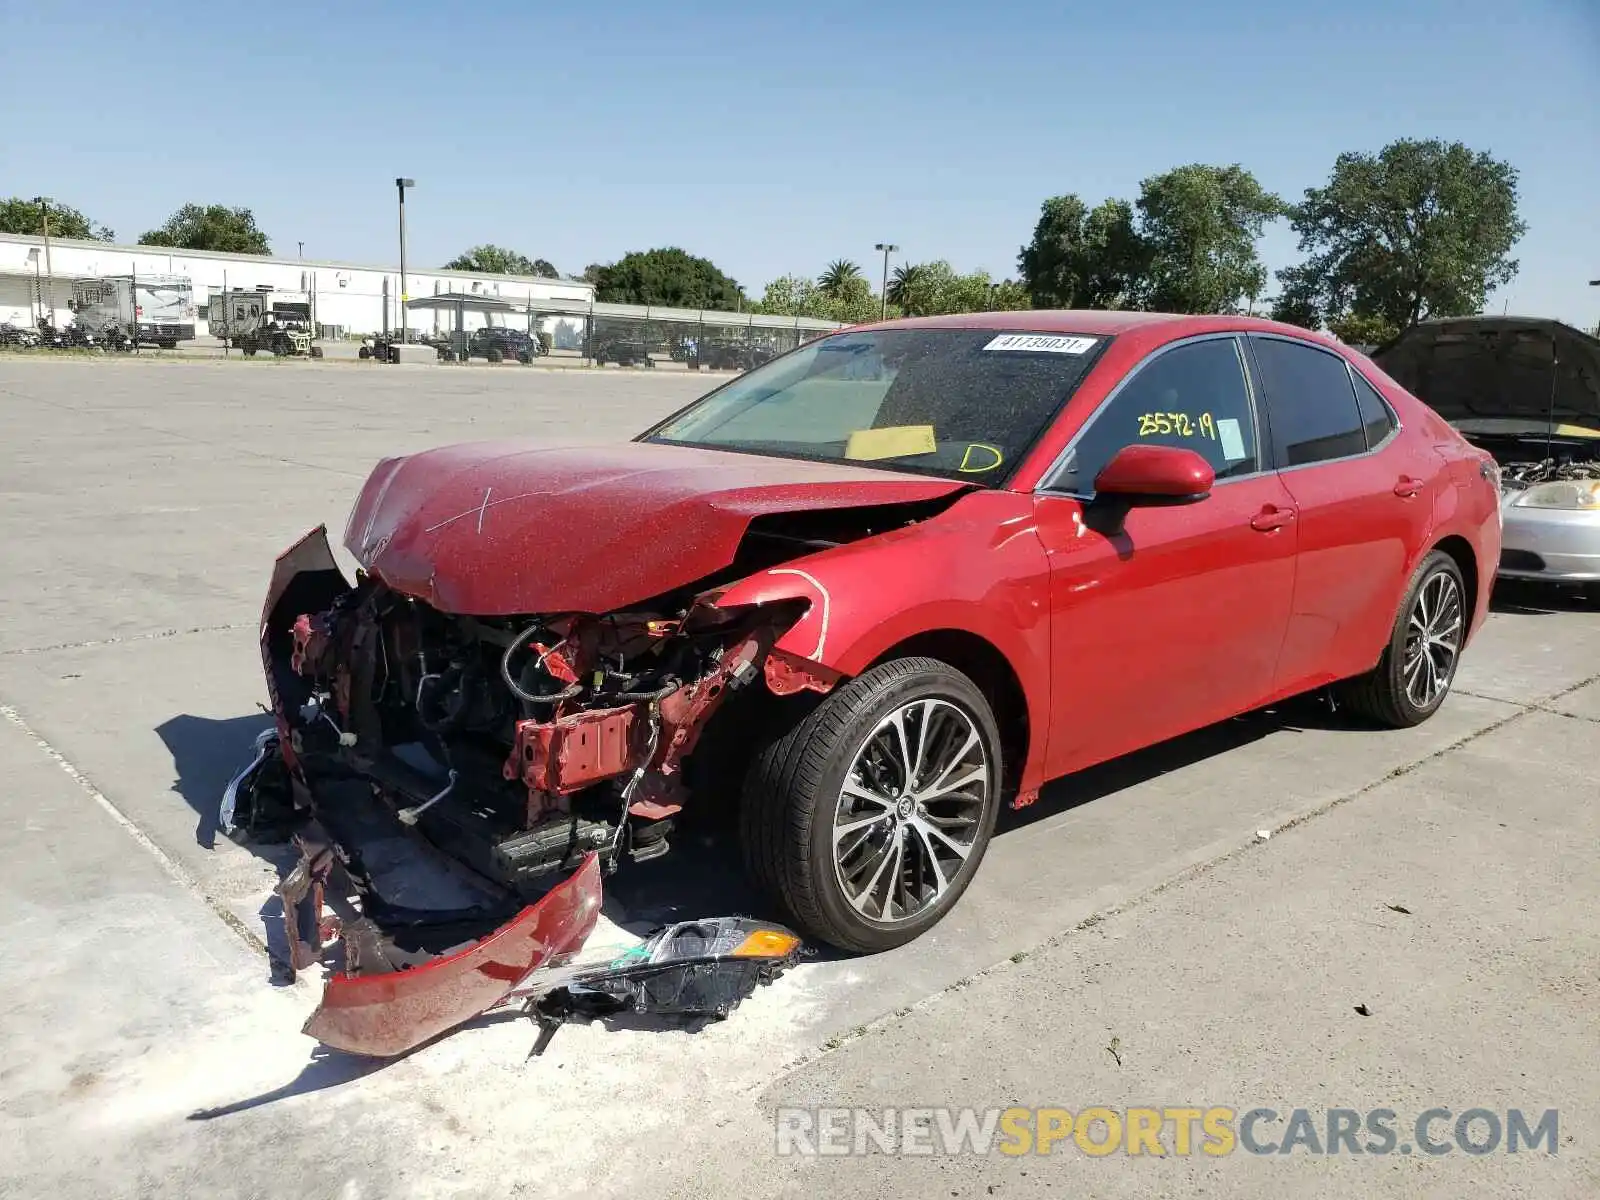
[1403,570,1463,708]
[832,698,990,924]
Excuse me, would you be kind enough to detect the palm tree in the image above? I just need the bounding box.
[818,259,864,298]
[887,263,928,316]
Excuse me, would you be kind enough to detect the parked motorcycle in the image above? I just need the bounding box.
[64,324,100,350]
[0,322,40,348]
[34,320,68,349]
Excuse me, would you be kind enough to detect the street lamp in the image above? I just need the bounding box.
[35,196,55,327]
[396,178,415,343]
[875,242,898,321]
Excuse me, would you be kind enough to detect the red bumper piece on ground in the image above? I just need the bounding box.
[302,852,604,1057]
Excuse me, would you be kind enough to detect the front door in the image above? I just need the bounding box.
[1033,335,1299,779]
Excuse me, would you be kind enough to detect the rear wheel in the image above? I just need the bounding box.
[1338,550,1466,727]
[740,657,1002,952]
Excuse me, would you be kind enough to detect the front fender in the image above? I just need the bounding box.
[714,491,1054,788]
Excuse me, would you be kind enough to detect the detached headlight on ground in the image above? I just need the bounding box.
[1510,480,1600,510]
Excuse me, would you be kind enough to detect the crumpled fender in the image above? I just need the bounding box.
[304,852,604,1058]
[713,490,1054,790]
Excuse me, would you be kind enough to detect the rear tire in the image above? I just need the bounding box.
[1337,550,1466,727]
[740,657,1003,953]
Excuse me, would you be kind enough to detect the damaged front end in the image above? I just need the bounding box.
[233,525,838,1057]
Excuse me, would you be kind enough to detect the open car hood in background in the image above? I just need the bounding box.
[344,439,970,615]
[1373,317,1600,429]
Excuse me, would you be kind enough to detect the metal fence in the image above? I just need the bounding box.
[5,262,844,370]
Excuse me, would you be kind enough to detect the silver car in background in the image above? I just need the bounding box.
[1374,317,1600,592]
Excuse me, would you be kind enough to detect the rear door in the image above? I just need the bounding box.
[1246,334,1436,691]
[1033,334,1300,778]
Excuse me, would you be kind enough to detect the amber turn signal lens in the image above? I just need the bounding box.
[731,929,802,958]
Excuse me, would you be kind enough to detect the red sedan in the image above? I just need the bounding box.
[243,311,1499,1049]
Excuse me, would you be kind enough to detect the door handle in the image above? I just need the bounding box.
[1250,505,1296,532]
[1394,476,1423,498]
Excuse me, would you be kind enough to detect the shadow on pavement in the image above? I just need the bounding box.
[998,691,1354,835]
[154,711,278,850]
[186,1047,385,1121]
[1490,577,1599,617]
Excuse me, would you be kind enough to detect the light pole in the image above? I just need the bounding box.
[35,196,55,327]
[396,178,415,343]
[875,242,898,321]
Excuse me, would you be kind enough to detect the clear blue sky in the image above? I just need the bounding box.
[3,0,1596,325]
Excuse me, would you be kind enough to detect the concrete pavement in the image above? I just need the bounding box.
[0,357,1594,1198]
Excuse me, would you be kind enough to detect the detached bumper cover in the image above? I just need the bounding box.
[299,851,603,1058]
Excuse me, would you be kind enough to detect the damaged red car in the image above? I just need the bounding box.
[236,312,1501,1049]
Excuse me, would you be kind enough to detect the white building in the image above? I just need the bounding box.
[0,231,594,338]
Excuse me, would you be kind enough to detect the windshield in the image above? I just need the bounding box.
[642,328,1108,482]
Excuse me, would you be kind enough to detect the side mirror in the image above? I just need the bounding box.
[1092,444,1214,504]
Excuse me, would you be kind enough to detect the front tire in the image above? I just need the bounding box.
[1338,549,1466,727]
[740,657,1003,952]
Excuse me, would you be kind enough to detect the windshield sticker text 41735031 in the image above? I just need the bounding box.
[984,334,1098,355]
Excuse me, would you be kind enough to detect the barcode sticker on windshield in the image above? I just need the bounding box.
[984,334,1097,354]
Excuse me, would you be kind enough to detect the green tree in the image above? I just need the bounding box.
[444,245,558,277]
[1017,195,1146,309]
[578,263,607,284]
[886,263,931,315]
[757,275,819,316]
[818,259,864,298]
[0,196,115,241]
[1136,164,1285,313]
[138,204,270,254]
[988,279,1032,311]
[759,273,883,324]
[593,247,744,310]
[1325,312,1401,348]
[1275,138,1527,333]
[883,261,1027,316]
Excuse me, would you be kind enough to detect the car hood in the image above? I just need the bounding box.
[344,439,971,614]
[1372,317,1600,431]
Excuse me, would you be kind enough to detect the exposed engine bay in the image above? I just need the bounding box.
[260,568,826,890]
[1492,453,1600,489]
[229,473,963,1055]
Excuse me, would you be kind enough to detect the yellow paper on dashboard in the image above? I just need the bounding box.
[845,425,937,461]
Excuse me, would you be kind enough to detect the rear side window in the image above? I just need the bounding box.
[1050,337,1260,493]
[1351,371,1397,448]
[1250,337,1366,467]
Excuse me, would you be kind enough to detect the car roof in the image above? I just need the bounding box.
[850,309,1346,345]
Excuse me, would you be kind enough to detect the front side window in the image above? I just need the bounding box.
[643,328,1108,482]
[1047,337,1261,494]
[1250,336,1367,466]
